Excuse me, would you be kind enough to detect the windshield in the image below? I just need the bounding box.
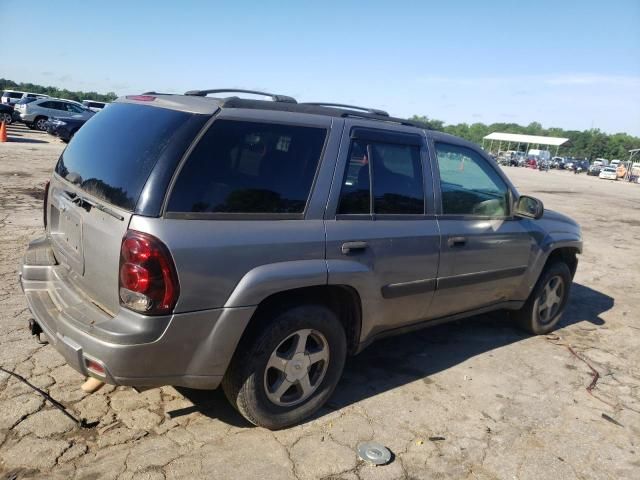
[55,103,194,211]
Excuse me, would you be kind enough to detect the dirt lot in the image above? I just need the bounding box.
[1,124,639,479]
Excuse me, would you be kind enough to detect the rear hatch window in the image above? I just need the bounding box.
[55,102,193,211]
[17,97,37,105]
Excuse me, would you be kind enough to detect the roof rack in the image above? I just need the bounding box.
[301,102,389,117]
[341,112,428,128]
[184,89,297,104]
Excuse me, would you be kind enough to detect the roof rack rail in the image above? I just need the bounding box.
[341,112,428,129]
[184,89,297,104]
[142,91,175,95]
[301,102,389,117]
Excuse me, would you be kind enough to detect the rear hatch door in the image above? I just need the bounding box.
[48,101,204,316]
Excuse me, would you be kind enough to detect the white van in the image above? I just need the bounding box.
[528,149,551,161]
[593,158,609,167]
[1,90,49,105]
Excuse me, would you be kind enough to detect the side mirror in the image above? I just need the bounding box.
[515,195,544,219]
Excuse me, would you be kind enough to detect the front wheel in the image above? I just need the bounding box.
[1,113,12,125]
[223,304,347,429]
[514,262,572,334]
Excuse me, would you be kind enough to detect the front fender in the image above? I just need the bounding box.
[516,232,582,300]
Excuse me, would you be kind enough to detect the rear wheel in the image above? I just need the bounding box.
[35,116,48,131]
[223,304,347,429]
[1,113,12,125]
[514,262,572,334]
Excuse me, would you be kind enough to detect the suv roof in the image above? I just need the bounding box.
[118,89,429,129]
[2,90,48,96]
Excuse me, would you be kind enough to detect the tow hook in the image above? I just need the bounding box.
[28,319,47,344]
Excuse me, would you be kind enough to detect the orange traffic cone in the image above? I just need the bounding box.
[0,121,7,143]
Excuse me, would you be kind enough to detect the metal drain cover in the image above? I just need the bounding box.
[357,442,392,465]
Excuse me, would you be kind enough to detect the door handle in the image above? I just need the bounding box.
[448,236,467,247]
[341,241,368,255]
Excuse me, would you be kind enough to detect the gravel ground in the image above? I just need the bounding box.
[1,124,639,479]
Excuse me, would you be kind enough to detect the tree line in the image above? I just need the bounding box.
[2,78,637,160]
[0,78,117,104]
[411,116,640,161]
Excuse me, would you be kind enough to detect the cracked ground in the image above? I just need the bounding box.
[1,125,639,479]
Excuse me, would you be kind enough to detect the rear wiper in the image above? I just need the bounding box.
[63,190,124,221]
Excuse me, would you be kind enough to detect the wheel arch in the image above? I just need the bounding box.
[544,246,579,278]
[239,284,363,356]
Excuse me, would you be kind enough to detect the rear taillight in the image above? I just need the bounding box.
[43,180,50,229]
[119,230,179,315]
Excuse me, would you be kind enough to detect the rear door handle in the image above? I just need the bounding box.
[341,241,368,254]
[447,236,467,248]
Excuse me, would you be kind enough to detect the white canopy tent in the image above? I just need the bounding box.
[482,132,570,155]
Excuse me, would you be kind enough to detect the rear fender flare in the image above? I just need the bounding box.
[224,260,329,308]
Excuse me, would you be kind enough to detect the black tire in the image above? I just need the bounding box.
[223,304,347,429]
[34,116,48,131]
[514,262,572,335]
[1,113,12,125]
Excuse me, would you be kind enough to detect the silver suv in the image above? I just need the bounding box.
[16,97,94,131]
[20,89,582,429]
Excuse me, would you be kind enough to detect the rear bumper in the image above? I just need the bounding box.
[20,236,256,389]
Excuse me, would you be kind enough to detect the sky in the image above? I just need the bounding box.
[4,0,640,135]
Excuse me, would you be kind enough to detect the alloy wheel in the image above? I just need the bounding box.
[537,275,565,324]
[263,328,330,407]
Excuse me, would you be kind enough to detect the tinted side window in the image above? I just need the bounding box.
[337,141,370,214]
[338,138,424,215]
[371,142,423,214]
[435,143,509,216]
[39,101,54,108]
[168,120,326,214]
[65,103,83,113]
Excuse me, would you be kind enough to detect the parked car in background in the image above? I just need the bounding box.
[528,149,551,162]
[45,115,91,143]
[2,90,49,105]
[599,167,618,180]
[593,158,609,167]
[15,97,94,131]
[82,100,109,112]
[551,157,565,169]
[19,89,582,429]
[587,164,602,176]
[629,162,640,183]
[573,159,590,174]
[0,103,14,125]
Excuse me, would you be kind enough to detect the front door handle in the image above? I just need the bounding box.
[341,241,368,255]
[448,236,467,248]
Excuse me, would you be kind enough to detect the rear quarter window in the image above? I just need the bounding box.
[55,103,194,211]
[167,120,327,215]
